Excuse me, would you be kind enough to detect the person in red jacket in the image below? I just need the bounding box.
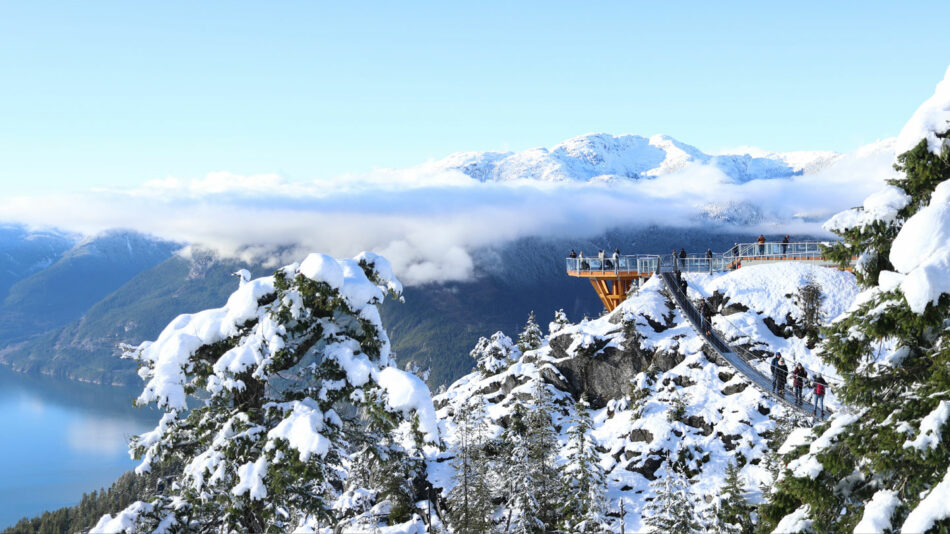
[813,374,828,418]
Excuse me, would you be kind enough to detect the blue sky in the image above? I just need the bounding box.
[1,1,948,195]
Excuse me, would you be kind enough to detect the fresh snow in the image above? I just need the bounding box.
[895,65,950,156]
[902,400,950,451]
[773,505,813,533]
[378,366,440,443]
[854,489,900,534]
[824,185,910,233]
[901,464,950,533]
[889,179,950,313]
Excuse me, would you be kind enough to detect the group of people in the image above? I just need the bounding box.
[756,234,792,255]
[569,248,621,270]
[770,354,828,418]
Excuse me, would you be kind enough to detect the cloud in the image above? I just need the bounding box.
[0,142,898,286]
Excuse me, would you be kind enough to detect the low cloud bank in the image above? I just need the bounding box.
[0,141,897,285]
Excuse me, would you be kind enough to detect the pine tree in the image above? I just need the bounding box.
[716,461,754,534]
[794,274,824,345]
[561,397,609,533]
[517,311,544,352]
[643,471,701,532]
[471,331,519,376]
[524,383,564,530]
[760,106,950,531]
[93,253,432,533]
[502,403,542,534]
[447,395,495,534]
[549,308,570,336]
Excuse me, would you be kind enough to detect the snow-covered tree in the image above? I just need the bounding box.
[517,311,544,353]
[761,72,950,533]
[470,331,519,376]
[549,308,569,336]
[92,253,439,533]
[715,461,753,534]
[643,471,701,532]
[794,274,824,345]
[447,395,494,534]
[560,397,609,533]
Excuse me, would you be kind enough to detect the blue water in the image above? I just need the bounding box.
[0,367,159,529]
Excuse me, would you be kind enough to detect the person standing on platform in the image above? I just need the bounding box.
[612,248,620,271]
[770,355,781,393]
[757,234,766,255]
[705,248,713,273]
[782,235,790,255]
[775,356,789,396]
[813,374,828,418]
[792,363,808,406]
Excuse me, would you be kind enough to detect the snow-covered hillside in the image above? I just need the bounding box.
[425,133,842,184]
[431,263,857,531]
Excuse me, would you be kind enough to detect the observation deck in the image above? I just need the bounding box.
[567,241,854,311]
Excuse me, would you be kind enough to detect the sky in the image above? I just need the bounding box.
[1,1,949,195]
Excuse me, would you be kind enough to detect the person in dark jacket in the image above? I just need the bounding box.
[679,277,688,296]
[757,234,766,255]
[699,299,712,335]
[569,249,577,259]
[791,363,807,406]
[770,355,780,393]
[705,248,713,273]
[781,235,790,255]
[813,374,828,418]
[775,357,789,395]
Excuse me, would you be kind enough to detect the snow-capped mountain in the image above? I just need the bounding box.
[427,133,842,184]
[432,262,857,531]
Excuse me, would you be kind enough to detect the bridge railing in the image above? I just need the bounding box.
[566,241,839,275]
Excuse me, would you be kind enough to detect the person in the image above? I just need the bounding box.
[679,248,687,270]
[672,249,679,271]
[705,248,713,273]
[792,363,807,406]
[679,277,688,296]
[569,249,577,259]
[813,374,828,418]
[757,234,766,255]
[781,235,790,255]
[770,355,780,393]
[775,356,789,396]
[579,251,589,270]
[612,248,620,270]
[598,249,606,269]
[699,299,712,335]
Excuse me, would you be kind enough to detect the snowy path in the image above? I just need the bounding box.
[660,272,821,419]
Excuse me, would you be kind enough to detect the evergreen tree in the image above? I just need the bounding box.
[501,402,541,534]
[643,471,701,532]
[561,397,609,533]
[447,395,494,534]
[471,331,519,376]
[760,105,950,531]
[517,311,544,352]
[92,253,433,533]
[794,274,824,345]
[524,383,564,530]
[549,308,570,336]
[716,461,754,534]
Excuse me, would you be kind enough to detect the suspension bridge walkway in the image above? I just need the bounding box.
[566,240,853,311]
[659,271,825,418]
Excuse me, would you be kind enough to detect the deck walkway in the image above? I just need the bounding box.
[659,271,823,419]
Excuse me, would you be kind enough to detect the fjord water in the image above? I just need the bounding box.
[0,367,158,528]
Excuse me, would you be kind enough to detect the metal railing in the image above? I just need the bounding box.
[566,241,839,275]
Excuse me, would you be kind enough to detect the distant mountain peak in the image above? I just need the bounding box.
[429,132,841,184]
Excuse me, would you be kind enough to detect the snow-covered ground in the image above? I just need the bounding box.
[432,262,858,531]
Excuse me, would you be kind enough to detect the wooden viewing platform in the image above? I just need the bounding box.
[567,241,855,311]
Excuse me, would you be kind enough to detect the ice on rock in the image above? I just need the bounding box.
[299,252,344,288]
[895,65,950,156]
[890,179,950,313]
